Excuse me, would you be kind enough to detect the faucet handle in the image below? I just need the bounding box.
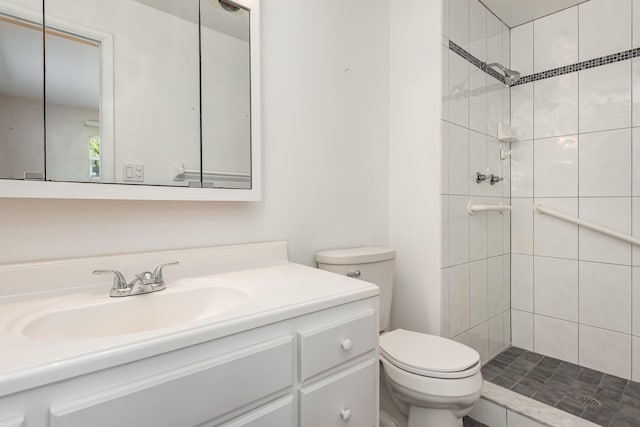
[93,270,128,290]
[152,262,179,284]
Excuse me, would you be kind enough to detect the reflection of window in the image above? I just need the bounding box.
[89,136,101,179]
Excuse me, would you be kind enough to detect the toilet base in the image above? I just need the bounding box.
[408,406,461,427]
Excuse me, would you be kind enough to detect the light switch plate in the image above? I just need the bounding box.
[123,163,144,182]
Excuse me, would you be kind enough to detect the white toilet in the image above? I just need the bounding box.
[316,247,483,427]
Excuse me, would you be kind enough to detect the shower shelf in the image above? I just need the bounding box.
[534,203,640,246]
[467,202,512,215]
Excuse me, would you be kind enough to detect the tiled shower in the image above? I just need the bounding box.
[443,0,640,389]
[441,0,512,363]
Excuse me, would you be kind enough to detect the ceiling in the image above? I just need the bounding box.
[480,0,590,28]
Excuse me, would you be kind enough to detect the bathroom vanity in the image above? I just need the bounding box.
[0,242,379,426]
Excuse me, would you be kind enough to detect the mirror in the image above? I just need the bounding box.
[0,0,259,199]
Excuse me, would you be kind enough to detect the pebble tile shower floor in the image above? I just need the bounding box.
[482,347,640,426]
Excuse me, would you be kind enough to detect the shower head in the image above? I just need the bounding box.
[486,62,521,87]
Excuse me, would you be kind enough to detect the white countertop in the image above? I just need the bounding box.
[0,262,379,398]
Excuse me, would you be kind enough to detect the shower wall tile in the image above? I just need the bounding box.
[469,0,486,61]
[579,261,632,334]
[448,51,470,127]
[534,257,579,322]
[534,315,579,364]
[486,137,505,197]
[511,309,534,351]
[511,254,533,312]
[533,135,578,198]
[487,255,504,317]
[470,321,490,364]
[470,259,488,327]
[469,67,487,134]
[448,0,469,49]
[510,140,533,197]
[503,310,511,348]
[469,130,487,197]
[511,198,534,255]
[501,87,510,127]
[487,204,504,257]
[634,129,640,196]
[533,198,579,260]
[579,0,632,62]
[511,84,533,141]
[635,0,640,48]
[448,123,469,195]
[488,313,504,360]
[579,61,632,133]
[486,80,503,139]
[634,198,640,266]
[502,255,510,312]
[510,22,533,76]
[633,337,640,381]
[442,45,449,121]
[502,203,511,253]
[441,121,449,194]
[442,195,449,268]
[633,59,640,127]
[533,74,579,139]
[469,207,488,261]
[449,196,470,265]
[448,263,470,337]
[533,7,578,73]
[579,197,632,265]
[579,324,632,379]
[632,266,640,335]
[579,129,632,197]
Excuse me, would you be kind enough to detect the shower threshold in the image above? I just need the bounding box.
[482,347,640,426]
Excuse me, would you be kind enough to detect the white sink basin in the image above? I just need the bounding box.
[19,285,249,341]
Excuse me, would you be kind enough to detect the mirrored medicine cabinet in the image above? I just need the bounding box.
[0,0,260,201]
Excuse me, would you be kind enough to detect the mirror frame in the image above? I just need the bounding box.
[0,0,261,201]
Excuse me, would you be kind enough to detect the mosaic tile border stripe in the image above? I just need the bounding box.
[449,40,506,84]
[448,39,640,87]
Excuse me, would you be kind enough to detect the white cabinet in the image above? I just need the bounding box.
[0,297,378,427]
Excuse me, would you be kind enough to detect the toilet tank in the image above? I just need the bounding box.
[315,247,395,332]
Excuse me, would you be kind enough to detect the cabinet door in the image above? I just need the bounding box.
[299,358,376,427]
[50,336,293,427]
[215,395,295,427]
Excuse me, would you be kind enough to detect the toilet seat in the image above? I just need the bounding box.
[379,329,481,379]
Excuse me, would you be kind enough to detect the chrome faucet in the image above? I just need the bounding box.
[94,262,179,297]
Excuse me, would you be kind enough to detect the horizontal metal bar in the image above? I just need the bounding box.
[467,202,512,215]
[534,203,640,246]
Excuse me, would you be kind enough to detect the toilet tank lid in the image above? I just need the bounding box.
[315,247,396,265]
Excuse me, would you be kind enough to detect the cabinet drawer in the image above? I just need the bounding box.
[49,336,293,427]
[217,395,295,427]
[298,309,376,381]
[299,358,376,427]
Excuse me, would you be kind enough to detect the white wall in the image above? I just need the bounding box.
[0,0,390,268]
[509,0,640,380]
[440,0,511,362]
[388,0,443,335]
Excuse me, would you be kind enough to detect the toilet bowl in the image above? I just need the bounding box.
[316,247,483,427]
[379,329,482,427]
